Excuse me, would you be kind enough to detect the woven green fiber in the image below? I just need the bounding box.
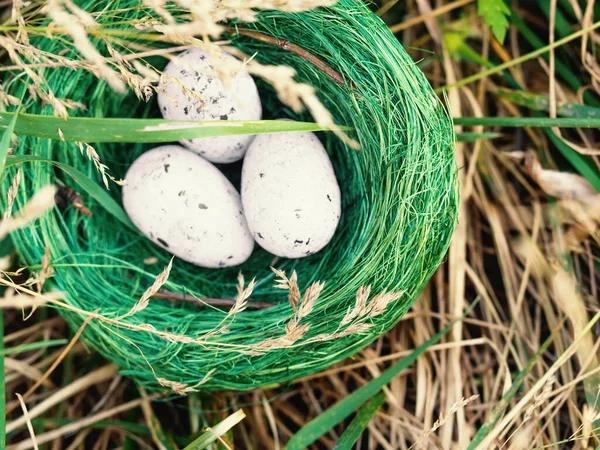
[3,0,457,391]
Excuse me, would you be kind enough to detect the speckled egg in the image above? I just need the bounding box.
[241,130,341,258]
[157,48,262,164]
[122,145,254,268]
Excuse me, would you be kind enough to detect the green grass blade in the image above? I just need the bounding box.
[538,0,580,42]
[0,113,348,143]
[544,130,600,192]
[0,111,18,179]
[1,339,68,356]
[183,409,245,450]
[333,392,385,450]
[495,89,600,119]
[285,300,479,450]
[0,310,5,450]
[456,132,501,142]
[5,155,135,230]
[453,116,600,128]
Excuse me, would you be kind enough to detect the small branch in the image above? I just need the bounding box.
[231,27,351,88]
[151,289,275,310]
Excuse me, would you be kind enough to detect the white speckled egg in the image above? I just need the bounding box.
[157,48,262,164]
[122,145,254,268]
[241,130,341,258]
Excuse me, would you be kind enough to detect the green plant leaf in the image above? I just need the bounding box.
[478,0,510,43]
[285,300,479,450]
[0,113,349,143]
[1,339,68,356]
[5,155,135,230]
[456,132,501,142]
[453,116,600,128]
[333,392,385,450]
[495,89,600,119]
[0,110,18,179]
[183,409,245,450]
[545,129,600,193]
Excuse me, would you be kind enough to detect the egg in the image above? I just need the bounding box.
[122,145,254,268]
[157,48,262,164]
[241,130,341,258]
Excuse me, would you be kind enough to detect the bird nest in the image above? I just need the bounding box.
[3,0,457,392]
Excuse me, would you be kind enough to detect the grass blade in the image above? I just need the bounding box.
[285,300,478,450]
[456,132,501,142]
[544,130,600,192]
[0,113,347,144]
[495,88,600,119]
[5,155,135,230]
[0,110,18,179]
[1,339,68,356]
[183,409,245,450]
[453,116,600,128]
[333,392,385,450]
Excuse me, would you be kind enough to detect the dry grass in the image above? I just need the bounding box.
[1,0,600,449]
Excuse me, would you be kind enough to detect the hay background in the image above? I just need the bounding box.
[3,0,456,391]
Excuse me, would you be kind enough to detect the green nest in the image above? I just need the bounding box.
[4,0,457,391]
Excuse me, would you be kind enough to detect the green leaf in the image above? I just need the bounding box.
[495,88,600,119]
[1,339,68,356]
[0,112,349,144]
[545,129,600,193]
[5,155,135,230]
[183,409,245,450]
[456,132,501,142]
[478,0,510,43]
[0,108,17,260]
[285,300,479,450]
[333,392,385,450]
[0,110,18,179]
[453,116,600,128]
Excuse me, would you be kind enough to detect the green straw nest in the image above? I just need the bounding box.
[4,0,457,391]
